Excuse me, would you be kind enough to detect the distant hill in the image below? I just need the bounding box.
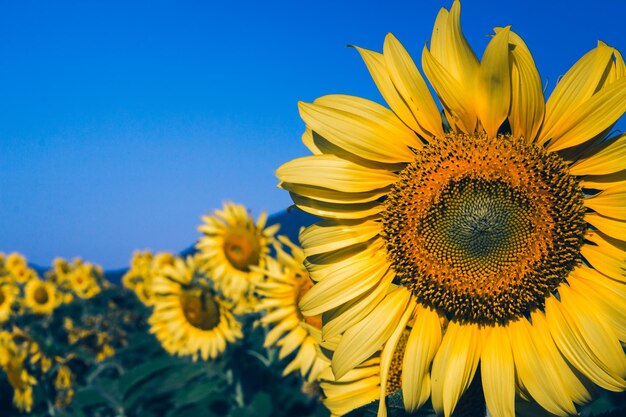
[34,208,319,285]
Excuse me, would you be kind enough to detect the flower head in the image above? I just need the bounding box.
[277,1,626,416]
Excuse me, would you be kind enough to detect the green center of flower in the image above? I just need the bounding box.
[181,288,221,330]
[383,134,586,324]
[223,229,261,271]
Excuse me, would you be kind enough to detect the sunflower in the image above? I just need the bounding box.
[24,279,59,315]
[0,330,38,413]
[0,283,19,323]
[255,236,328,382]
[123,251,175,305]
[67,263,101,299]
[277,1,626,416]
[196,202,280,311]
[4,253,37,284]
[149,256,243,360]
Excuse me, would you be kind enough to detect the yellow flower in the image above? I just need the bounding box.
[68,264,101,299]
[54,364,72,389]
[256,236,328,382]
[122,251,175,305]
[196,202,279,309]
[277,2,626,416]
[3,253,38,284]
[0,283,19,323]
[24,279,59,314]
[149,256,243,361]
[0,330,38,413]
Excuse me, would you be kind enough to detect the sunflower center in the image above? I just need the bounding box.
[223,229,261,271]
[34,286,49,304]
[383,134,585,325]
[180,288,221,330]
[295,273,322,330]
[0,290,5,306]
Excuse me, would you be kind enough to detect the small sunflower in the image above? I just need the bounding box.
[122,251,175,305]
[0,283,19,323]
[196,202,279,309]
[256,236,328,382]
[4,253,37,284]
[277,1,626,416]
[0,330,38,413]
[24,279,59,315]
[149,256,243,361]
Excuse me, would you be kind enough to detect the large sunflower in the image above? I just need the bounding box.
[196,202,279,310]
[149,256,243,361]
[255,236,328,382]
[277,2,626,417]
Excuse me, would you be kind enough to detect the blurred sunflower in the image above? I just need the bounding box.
[0,283,19,323]
[4,253,37,283]
[24,279,59,315]
[255,236,328,382]
[0,330,38,412]
[67,263,101,299]
[196,202,279,310]
[277,1,626,416]
[149,256,242,360]
[123,251,175,305]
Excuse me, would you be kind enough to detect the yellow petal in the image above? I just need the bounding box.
[545,291,626,391]
[585,213,626,242]
[305,238,384,282]
[299,219,381,257]
[569,133,626,176]
[582,171,626,191]
[481,325,515,417]
[581,243,626,283]
[430,0,479,88]
[353,45,427,139]
[546,77,626,152]
[422,45,476,134]
[584,182,626,220]
[322,269,395,340]
[475,26,511,138]
[302,128,323,155]
[300,97,420,163]
[431,322,482,417]
[280,181,388,204]
[508,315,587,416]
[332,287,412,379]
[289,193,383,220]
[495,27,544,142]
[383,33,444,139]
[277,154,397,193]
[539,42,617,145]
[377,297,416,417]
[299,251,390,316]
[569,268,626,342]
[402,305,442,414]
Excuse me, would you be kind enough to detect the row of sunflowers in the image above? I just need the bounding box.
[0,202,355,417]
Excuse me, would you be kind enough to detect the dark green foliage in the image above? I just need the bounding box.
[0,286,328,417]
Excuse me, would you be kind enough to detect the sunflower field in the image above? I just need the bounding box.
[3,1,626,416]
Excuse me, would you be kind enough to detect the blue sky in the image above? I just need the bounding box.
[1,0,624,269]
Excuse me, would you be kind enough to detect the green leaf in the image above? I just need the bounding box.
[117,355,181,398]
